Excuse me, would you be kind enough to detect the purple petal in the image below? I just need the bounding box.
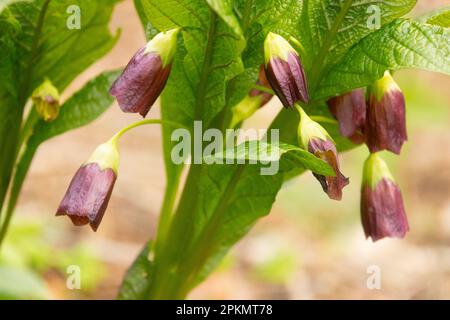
[366,90,407,154]
[308,138,349,200]
[56,163,116,231]
[361,178,409,241]
[265,53,309,108]
[328,89,366,143]
[109,48,171,117]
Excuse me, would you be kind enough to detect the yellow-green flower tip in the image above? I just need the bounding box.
[144,28,180,67]
[264,32,297,65]
[86,138,120,174]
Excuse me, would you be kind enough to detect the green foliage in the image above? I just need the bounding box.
[5,70,120,231]
[0,0,120,244]
[119,0,450,300]
[118,241,153,300]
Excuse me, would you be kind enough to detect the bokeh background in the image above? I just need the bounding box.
[1,0,449,299]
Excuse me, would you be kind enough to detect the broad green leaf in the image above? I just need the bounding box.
[138,0,245,126]
[207,140,334,176]
[135,0,246,200]
[317,19,450,99]
[297,0,417,95]
[168,163,284,291]
[417,7,450,27]
[118,241,153,300]
[5,70,120,220]
[7,0,120,94]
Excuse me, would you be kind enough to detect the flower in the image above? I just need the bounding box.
[366,71,407,154]
[297,107,349,200]
[264,32,308,108]
[327,88,366,144]
[56,138,119,231]
[109,28,179,117]
[31,78,60,122]
[361,153,409,241]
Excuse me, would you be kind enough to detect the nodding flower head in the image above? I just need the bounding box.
[56,138,120,231]
[32,79,60,122]
[361,153,409,241]
[297,107,349,200]
[366,71,407,154]
[327,88,367,144]
[264,32,308,108]
[109,28,180,118]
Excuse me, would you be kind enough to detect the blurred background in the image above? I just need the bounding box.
[0,0,449,299]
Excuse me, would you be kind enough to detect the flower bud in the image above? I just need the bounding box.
[31,79,60,122]
[264,32,308,108]
[109,28,179,117]
[366,71,407,154]
[327,88,366,144]
[361,153,409,241]
[297,107,349,200]
[230,66,273,127]
[56,138,119,231]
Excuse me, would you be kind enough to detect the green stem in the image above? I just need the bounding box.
[310,116,338,125]
[0,109,40,247]
[252,84,274,95]
[111,119,189,143]
[173,164,246,298]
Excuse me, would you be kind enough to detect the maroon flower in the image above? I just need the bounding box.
[297,107,349,200]
[366,71,407,154]
[110,29,179,117]
[264,32,308,108]
[56,139,119,231]
[361,153,409,241]
[327,88,366,144]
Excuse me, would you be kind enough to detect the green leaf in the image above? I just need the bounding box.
[5,70,120,222]
[297,0,416,96]
[118,241,153,300]
[167,163,284,293]
[417,7,450,27]
[207,0,243,37]
[8,0,120,95]
[317,19,450,99]
[0,0,119,214]
[207,140,334,176]
[135,0,247,200]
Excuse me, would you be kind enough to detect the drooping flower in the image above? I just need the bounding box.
[366,71,407,154]
[361,153,409,241]
[264,32,308,108]
[56,138,119,231]
[109,28,179,117]
[327,88,366,144]
[230,65,274,128]
[297,106,349,200]
[31,78,60,122]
